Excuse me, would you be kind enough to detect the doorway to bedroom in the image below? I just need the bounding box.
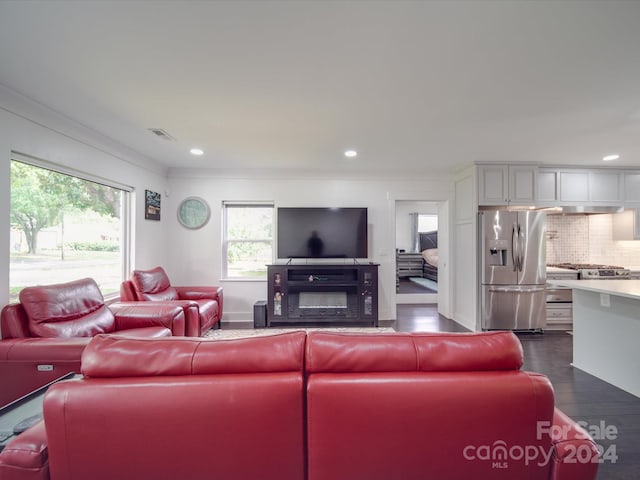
[395,201,439,304]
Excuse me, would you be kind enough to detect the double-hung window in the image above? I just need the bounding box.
[223,202,274,279]
[9,153,131,302]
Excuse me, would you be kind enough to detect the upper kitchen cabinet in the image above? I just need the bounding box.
[538,169,622,205]
[589,171,622,202]
[623,172,640,202]
[537,169,558,203]
[477,164,537,206]
[559,171,589,202]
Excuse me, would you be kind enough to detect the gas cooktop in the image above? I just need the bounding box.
[548,263,625,270]
[548,263,630,279]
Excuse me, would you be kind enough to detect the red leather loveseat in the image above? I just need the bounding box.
[0,331,599,480]
[0,278,185,405]
[120,266,223,336]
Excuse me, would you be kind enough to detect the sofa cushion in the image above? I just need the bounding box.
[81,331,306,378]
[19,278,115,338]
[306,331,523,373]
[130,266,179,301]
[412,331,523,371]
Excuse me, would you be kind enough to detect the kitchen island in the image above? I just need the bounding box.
[547,279,640,397]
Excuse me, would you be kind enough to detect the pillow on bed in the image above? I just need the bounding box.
[422,248,438,267]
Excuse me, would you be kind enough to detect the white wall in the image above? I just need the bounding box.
[166,169,454,323]
[0,85,169,309]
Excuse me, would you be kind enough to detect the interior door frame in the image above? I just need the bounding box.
[388,196,451,319]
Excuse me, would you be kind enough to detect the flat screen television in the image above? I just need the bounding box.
[277,207,368,259]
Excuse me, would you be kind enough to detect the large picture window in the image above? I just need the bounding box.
[9,155,131,302]
[223,202,274,279]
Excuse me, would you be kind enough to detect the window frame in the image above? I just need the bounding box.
[222,201,274,281]
[10,151,133,300]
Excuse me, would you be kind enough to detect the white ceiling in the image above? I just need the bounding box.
[1,0,640,175]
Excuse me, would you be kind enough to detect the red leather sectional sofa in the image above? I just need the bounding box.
[0,331,599,480]
[0,278,186,405]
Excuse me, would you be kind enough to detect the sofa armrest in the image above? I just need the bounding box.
[176,286,223,322]
[0,420,49,480]
[109,303,186,336]
[119,280,138,301]
[548,408,599,480]
[175,286,222,302]
[1,304,30,339]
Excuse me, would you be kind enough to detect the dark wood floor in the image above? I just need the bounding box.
[393,305,640,480]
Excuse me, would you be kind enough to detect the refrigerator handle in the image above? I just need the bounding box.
[487,286,546,293]
[511,224,518,272]
[517,224,523,272]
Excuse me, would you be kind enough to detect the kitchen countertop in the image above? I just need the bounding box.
[547,279,640,300]
[546,266,578,273]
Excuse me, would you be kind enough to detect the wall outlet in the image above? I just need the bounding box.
[600,293,610,308]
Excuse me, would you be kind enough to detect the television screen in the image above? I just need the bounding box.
[277,207,368,259]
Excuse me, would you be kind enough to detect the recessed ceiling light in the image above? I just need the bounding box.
[190,148,204,156]
[344,150,358,158]
[602,154,620,161]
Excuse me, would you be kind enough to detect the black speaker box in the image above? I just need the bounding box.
[253,300,267,328]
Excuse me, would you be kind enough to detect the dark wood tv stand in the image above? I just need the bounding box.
[267,263,378,327]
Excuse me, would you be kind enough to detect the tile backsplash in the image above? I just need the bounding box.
[546,214,640,266]
[546,215,589,264]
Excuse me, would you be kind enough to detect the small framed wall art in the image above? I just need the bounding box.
[145,190,161,221]
[177,196,210,229]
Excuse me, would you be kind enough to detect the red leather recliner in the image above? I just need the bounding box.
[0,277,184,405]
[120,266,223,336]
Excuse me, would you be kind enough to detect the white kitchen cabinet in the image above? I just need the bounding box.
[545,304,573,331]
[537,169,558,202]
[481,165,636,207]
[623,173,640,202]
[558,169,621,204]
[612,209,640,240]
[546,269,576,331]
[589,171,622,202]
[509,165,537,204]
[477,164,536,206]
[559,171,589,202]
[478,165,508,205]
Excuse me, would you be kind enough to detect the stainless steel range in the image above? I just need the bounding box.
[548,263,631,279]
[545,263,631,331]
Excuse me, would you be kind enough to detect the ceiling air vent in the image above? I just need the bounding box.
[147,128,175,141]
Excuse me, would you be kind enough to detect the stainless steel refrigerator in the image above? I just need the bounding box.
[479,210,547,331]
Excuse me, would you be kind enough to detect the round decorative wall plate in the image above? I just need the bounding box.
[177,196,210,229]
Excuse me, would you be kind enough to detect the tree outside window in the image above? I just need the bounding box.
[9,158,129,301]
[224,204,273,278]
